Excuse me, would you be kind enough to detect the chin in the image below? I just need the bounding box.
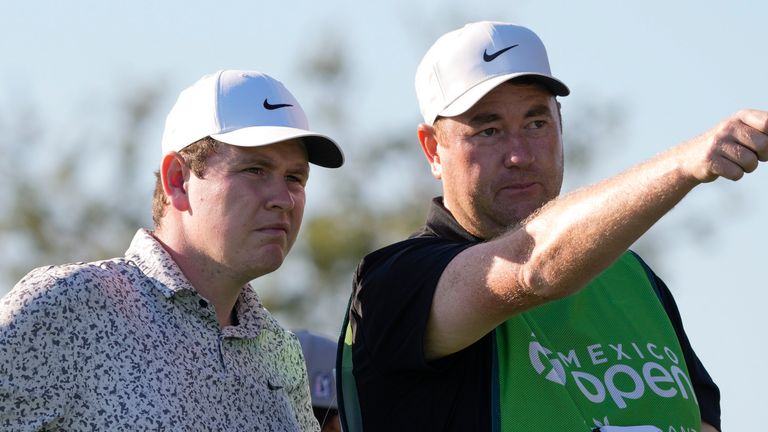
[243,248,287,277]
[247,261,284,280]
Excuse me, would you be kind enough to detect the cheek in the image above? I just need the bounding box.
[291,192,306,217]
[441,147,488,194]
[189,185,225,218]
[534,137,563,166]
[538,141,564,192]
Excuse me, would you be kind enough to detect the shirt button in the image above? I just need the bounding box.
[199,299,209,308]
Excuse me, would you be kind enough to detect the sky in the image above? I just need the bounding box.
[2,0,767,428]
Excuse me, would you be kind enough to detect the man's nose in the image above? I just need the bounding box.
[267,179,296,211]
[503,134,535,168]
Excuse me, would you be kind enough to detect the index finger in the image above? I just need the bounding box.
[738,109,768,133]
[736,109,768,161]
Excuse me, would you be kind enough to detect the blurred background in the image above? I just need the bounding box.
[2,0,765,428]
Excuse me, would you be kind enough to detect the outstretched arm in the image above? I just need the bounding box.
[425,109,768,360]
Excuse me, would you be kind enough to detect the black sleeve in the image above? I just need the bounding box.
[350,238,471,374]
[650,272,722,431]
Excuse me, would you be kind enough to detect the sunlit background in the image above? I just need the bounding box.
[2,1,766,428]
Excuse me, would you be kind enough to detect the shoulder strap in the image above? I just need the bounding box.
[627,250,663,302]
[336,293,363,432]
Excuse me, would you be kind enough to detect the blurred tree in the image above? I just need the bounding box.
[0,38,671,337]
[0,34,741,338]
[0,83,161,290]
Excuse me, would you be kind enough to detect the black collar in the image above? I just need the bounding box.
[410,197,483,243]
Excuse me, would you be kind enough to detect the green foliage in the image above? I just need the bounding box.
[305,213,375,275]
[0,83,161,291]
[6,28,729,336]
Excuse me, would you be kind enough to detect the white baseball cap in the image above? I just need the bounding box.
[415,21,570,125]
[161,70,344,168]
[295,330,337,409]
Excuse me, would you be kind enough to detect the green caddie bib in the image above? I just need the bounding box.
[493,252,701,431]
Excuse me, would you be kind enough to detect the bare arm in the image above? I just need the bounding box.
[425,109,768,360]
[701,421,719,432]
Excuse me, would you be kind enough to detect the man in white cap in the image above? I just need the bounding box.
[0,70,343,431]
[295,330,341,432]
[340,22,767,431]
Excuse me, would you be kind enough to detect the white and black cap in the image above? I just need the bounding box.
[161,70,344,168]
[415,21,570,125]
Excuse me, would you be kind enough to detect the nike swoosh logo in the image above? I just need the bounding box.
[267,380,284,390]
[263,99,293,110]
[483,44,519,62]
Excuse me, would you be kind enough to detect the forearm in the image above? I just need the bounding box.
[486,107,767,307]
[516,147,696,301]
[429,148,697,358]
[427,109,767,359]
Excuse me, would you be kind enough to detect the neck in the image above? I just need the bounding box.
[198,284,242,328]
[441,196,493,240]
[152,229,244,329]
[211,296,237,328]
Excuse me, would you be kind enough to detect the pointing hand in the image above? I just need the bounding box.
[678,109,768,183]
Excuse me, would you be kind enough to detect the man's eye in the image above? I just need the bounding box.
[478,128,497,137]
[245,167,265,175]
[526,120,547,129]
[287,175,306,185]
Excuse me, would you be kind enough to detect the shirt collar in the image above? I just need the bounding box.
[223,287,274,338]
[413,197,484,243]
[126,228,193,298]
[125,229,273,337]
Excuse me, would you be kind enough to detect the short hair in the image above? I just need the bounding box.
[151,136,220,227]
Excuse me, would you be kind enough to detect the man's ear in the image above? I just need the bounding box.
[160,152,191,212]
[417,123,442,180]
